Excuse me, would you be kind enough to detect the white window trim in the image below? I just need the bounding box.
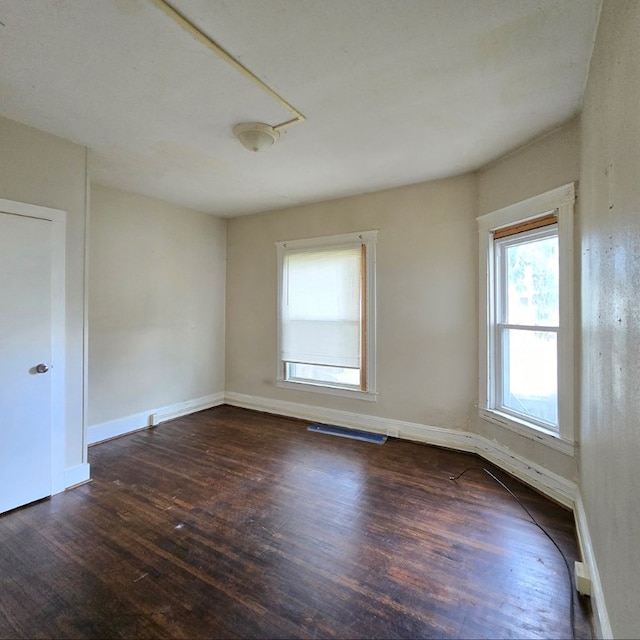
[275,231,378,401]
[477,184,575,452]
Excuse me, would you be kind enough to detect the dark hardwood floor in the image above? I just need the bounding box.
[0,405,591,639]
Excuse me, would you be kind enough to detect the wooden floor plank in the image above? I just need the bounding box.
[0,405,591,639]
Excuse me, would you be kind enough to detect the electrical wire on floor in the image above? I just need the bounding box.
[449,467,577,640]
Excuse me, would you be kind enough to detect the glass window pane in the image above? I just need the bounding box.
[501,328,557,426]
[286,362,360,387]
[505,235,558,326]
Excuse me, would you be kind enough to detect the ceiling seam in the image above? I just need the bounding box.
[150,0,306,132]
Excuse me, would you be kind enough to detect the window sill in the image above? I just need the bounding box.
[277,379,378,402]
[479,408,575,457]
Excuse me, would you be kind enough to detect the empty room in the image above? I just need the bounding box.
[0,1,638,638]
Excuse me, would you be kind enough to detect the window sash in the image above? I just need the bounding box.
[493,225,560,431]
[495,324,558,430]
[495,224,559,328]
[284,362,361,390]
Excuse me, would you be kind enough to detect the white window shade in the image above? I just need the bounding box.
[281,246,362,369]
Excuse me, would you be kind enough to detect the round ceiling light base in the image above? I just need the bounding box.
[233,122,279,152]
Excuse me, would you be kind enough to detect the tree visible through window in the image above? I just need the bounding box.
[496,226,559,427]
[477,184,575,445]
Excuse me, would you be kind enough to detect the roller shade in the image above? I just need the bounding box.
[281,245,362,368]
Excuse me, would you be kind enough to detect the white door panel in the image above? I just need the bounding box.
[0,211,53,513]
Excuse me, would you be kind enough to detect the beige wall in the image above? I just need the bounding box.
[0,116,87,471]
[88,185,226,426]
[579,2,640,637]
[7,19,636,630]
[475,118,580,481]
[478,116,580,216]
[226,175,478,430]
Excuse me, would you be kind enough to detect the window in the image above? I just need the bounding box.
[276,231,377,399]
[477,184,575,450]
[495,221,559,428]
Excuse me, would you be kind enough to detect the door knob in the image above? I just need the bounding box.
[35,363,49,374]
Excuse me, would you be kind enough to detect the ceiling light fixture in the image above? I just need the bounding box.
[151,0,305,152]
[233,122,280,152]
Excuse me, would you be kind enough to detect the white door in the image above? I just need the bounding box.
[0,210,54,513]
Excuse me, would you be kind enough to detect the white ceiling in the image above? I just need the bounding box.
[0,0,601,217]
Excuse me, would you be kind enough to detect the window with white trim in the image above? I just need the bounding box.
[276,231,377,399]
[477,184,575,449]
[495,220,559,429]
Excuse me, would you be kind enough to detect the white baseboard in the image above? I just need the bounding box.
[475,435,576,508]
[88,410,152,445]
[87,392,225,445]
[575,491,612,639]
[225,391,477,450]
[147,392,226,426]
[64,462,90,489]
[224,391,575,507]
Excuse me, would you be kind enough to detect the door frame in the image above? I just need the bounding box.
[0,197,66,495]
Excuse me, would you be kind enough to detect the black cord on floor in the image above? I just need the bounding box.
[449,467,576,640]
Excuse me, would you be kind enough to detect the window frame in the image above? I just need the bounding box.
[477,184,575,453]
[494,224,559,430]
[275,231,377,401]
